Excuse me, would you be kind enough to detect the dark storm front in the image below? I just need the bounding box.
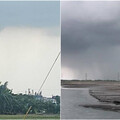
[61,2,120,119]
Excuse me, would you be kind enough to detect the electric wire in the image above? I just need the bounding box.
[24,52,60,120]
[38,51,61,94]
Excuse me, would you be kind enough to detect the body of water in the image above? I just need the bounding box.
[61,88,120,119]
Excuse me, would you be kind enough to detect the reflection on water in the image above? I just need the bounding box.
[61,88,120,119]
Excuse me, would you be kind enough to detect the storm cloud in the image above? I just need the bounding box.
[61,1,120,80]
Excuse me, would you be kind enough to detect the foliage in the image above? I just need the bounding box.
[0,82,60,115]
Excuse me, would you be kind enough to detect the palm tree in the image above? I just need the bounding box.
[0,82,16,114]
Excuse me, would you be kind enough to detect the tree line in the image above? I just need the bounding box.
[0,82,60,115]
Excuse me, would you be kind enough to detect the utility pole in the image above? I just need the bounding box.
[118,72,119,81]
[85,73,87,80]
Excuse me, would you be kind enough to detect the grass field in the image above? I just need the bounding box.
[0,114,60,119]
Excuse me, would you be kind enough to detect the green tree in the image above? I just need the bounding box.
[0,82,16,114]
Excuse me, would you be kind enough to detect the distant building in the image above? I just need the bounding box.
[27,89,57,104]
[43,97,57,104]
[34,91,43,100]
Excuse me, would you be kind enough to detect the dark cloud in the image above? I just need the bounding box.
[61,1,120,80]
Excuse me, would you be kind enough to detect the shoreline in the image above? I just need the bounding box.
[61,80,120,88]
[80,104,120,112]
[61,80,120,112]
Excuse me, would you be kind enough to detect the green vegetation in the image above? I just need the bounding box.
[0,82,60,115]
[0,114,60,119]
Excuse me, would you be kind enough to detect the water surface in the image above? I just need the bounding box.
[61,88,120,119]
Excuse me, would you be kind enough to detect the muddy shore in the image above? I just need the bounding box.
[61,80,120,88]
[61,80,120,112]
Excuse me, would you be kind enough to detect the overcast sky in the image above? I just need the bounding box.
[61,1,120,80]
[0,1,60,97]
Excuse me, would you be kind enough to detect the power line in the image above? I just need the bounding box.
[85,73,87,80]
[118,72,119,81]
[38,52,61,94]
